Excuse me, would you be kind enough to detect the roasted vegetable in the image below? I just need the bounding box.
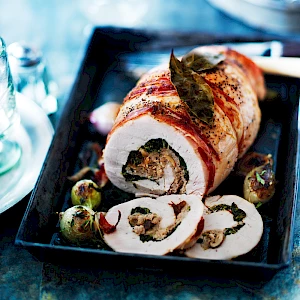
[90,102,120,136]
[236,152,273,177]
[59,205,96,244]
[243,163,276,204]
[71,179,102,210]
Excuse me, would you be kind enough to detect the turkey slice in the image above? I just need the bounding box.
[185,195,263,260]
[103,194,204,256]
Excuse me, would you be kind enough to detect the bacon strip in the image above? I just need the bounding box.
[99,211,121,234]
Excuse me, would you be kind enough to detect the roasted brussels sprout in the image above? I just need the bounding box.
[71,179,101,210]
[243,163,276,204]
[236,152,273,177]
[59,205,96,244]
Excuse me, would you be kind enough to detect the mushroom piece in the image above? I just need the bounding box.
[102,194,204,256]
[185,195,263,260]
[201,229,225,249]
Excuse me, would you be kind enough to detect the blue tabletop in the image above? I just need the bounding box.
[0,0,300,299]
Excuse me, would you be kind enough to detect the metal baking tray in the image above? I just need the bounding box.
[15,27,300,281]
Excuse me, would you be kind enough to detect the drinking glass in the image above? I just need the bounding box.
[0,37,21,174]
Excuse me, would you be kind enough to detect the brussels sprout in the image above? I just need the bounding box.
[59,205,96,244]
[243,163,276,204]
[236,152,273,177]
[71,179,101,210]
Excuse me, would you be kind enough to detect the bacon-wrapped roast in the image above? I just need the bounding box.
[103,46,265,197]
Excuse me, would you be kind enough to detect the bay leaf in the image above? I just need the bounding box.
[182,51,225,73]
[169,51,214,125]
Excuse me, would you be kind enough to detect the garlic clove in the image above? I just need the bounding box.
[90,102,121,135]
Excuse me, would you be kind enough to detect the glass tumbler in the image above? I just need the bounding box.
[0,37,21,174]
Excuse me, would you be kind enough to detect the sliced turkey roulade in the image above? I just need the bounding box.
[102,194,204,255]
[185,195,263,260]
[103,46,265,197]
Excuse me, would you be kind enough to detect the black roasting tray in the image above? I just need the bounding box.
[15,27,300,281]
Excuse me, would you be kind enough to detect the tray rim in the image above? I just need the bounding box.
[16,240,289,271]
[14,26,300,278]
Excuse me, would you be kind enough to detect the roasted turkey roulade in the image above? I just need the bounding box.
[103,194,204,255]
[103,46,265,197]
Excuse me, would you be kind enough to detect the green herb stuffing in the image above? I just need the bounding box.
[131,207,151,215]
[209,203,231,213]
[127,150,144,165]
[209,202,246,222]
[141,139,168,153]
[224,223,245,236]
[121,169,148,182]
[140,234,155,242]
[173,147,189,182]
[208,202,246,236]
[230,202,246,222]
[139,222,181,243]
[122,138,189,183]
